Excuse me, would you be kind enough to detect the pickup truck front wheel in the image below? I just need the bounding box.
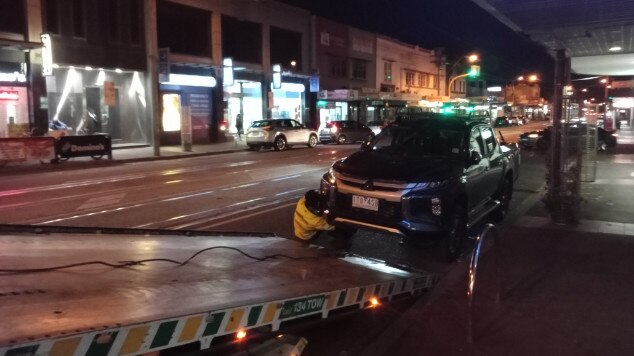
[437,203,467,262]
[492,177,512,222]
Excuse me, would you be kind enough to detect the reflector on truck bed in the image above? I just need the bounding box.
[0,227,434,356]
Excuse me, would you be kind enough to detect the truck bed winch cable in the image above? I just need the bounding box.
[0,246,319,274]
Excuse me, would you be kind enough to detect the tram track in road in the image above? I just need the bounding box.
[14,167,325,228]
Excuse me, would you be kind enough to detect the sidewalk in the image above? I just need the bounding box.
[365,124,634,356]
[1,136,250,175]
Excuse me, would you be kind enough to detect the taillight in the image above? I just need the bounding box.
[330,124,338,133]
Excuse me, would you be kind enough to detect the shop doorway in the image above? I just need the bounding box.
[225,80,263,134]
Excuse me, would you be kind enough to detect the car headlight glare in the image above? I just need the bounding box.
[528,133,539,138]
[327,167,336,184]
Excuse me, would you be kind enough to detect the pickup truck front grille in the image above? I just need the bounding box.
[337,173,409,193]
[335,193,402,219]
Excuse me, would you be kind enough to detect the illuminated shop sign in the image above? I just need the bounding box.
[272,64,282,89]
[160,74,216,87]
[41,34,54,76]
[223,58,234,86]
[0,91,19,100]
[0,72,27,83]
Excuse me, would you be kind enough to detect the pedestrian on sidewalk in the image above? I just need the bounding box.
[235,114,243,140]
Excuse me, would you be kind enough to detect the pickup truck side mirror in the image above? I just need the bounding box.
[469,150,482,165]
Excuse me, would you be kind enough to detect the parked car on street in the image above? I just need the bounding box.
[493,116,510,127]
[519,125,617,151]
[319,120,374,144]
[246,119,318,151]
[319,113,520,262]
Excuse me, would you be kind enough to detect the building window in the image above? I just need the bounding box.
[158,2,211,56]
[405,71,415,86]
[384,61,392,83]
[44,0,60,34]
[428,74,437,88]
[222,15,262,64]
[330,57,347,78]
[417,73,426,87]
[107,0,120,42]
[270,27,302,71]
[72,0,85,38]
[351,59,366,80]
[128,0,141,44]
[0,1,26,35]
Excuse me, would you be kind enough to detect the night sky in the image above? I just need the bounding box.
[280,0,555,97]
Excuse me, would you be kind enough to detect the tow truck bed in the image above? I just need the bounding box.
[0,226,433,356]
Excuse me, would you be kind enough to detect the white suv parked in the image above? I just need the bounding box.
[246,119,319,151]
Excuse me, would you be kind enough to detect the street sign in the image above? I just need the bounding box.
[309,76,320,93]
[159,48,170,83]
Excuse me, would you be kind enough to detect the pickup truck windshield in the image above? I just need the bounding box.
[370,125,463,157]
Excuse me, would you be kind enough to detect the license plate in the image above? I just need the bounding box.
[352,195,379,211]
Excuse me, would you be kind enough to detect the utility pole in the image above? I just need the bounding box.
[144,0,161,157]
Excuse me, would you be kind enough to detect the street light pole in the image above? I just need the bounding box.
[446,54,478,96]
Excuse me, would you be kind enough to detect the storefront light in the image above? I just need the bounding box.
[53,68,79,121]
[85,66,93,71]
[161,74,217,88]
[129,71,146,107]
[115,68,123,73]
[270,82,305,92]
[96,70,106,86]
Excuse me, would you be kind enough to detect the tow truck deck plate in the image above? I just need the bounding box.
[0,228,434,356]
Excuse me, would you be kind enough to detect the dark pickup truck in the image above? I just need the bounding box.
[320,113,520,261]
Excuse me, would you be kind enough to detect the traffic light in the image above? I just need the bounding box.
[468,65,480,78]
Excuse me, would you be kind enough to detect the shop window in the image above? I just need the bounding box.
[45,67,150,145]
[330,57,347,78]
[222,15,262,64]
[352,59,366,80]
[71,0,85,38]
[384,62,392,83]
[43,0,60,35]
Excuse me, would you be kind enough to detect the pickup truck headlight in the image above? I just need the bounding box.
[327,167,336,184]
[412,180,448,191]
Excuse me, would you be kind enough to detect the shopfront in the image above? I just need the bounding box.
[224,79,264,135]
[0,49,31,138]
[317,89,359,125]
[45,66,151,146]
[159,66,218,145]
[271,82,305,122]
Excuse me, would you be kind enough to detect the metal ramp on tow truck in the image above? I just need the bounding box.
[0,225,435,356]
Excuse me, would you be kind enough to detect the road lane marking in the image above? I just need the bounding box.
[162,191,215,202]
[276,188,306,196]
[271,174,302,181]
[0,174,146,198]
[631,172,634,177]
[202,201,298,228]
[221,183,259,191]
[77,193,126,210]
[226,161,257,167]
